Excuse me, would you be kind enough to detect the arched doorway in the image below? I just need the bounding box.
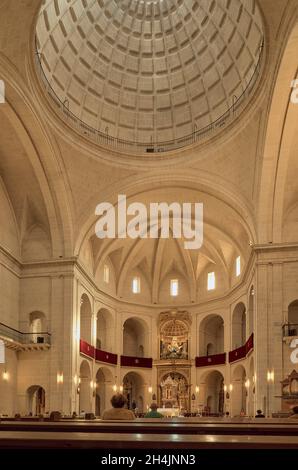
[231,365,247,417]
[27,385,45,415]
[79,360,91,414]
[95,367,113,417]
[200,370,224,415]
[288,300,298,335]
[232,302,246,349]
[96,308,113,351]
[122,371,145,413]
[80,294,92,344]
[199,315,224,356]
[123,317,148,357]
[29,311,46,343]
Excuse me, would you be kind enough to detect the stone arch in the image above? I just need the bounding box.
[123,316,149,357]
[79,360,91,414]
[95,366,113,417]
[232,302,246,349]
[29,311,47,343]
[26,385,45,416]
[199,369,224,415]
[122,371,145,413]
[96,307,114,351]
[80,293,92,344]
[231,364,247,417]
[198,314,224,356]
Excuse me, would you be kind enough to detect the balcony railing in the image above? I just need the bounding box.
[0,322,51,346]
[283,323,298,337]
[229,334,254,363]
[121,355,153,368]
[195,353,226,368]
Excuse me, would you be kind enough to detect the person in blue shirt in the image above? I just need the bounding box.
[144,403,164,418]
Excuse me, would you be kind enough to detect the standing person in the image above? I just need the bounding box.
[144,403,164,418]
[102,394,136,420]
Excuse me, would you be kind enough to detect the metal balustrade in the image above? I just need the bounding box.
[0,322,51,345]
[34,38,264,154]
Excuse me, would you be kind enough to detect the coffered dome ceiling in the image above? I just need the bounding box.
[36,0,264,151]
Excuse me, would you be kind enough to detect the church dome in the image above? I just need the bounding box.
[36,0,264,152]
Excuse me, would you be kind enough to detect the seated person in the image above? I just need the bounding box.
[255,409,265,418]
[289,405,298,419]
[144,403,164,418]
[102,394,135,420]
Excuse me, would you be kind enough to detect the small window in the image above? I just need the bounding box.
[207,272,215,290]
[104,264,109,283]
[170,279,179,296]
[236,256,241,277]
[132,277,140,294]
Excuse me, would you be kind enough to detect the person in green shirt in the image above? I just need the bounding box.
[144,402,164,418]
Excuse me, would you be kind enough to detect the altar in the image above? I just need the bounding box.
[157,407,181,417]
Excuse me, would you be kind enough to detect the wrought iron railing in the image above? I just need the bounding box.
[34,37,264,154]
[283,323,298,337]
[0,322,51,345]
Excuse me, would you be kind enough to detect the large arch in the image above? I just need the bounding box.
[29,311,47,343]
[79,360,92,414]
[96,308,114,351]
[95,367,113,417]
[199,370,224,415]
[232,302,246,349]
[123,317,149,357]
[198,314,224,356]
[231,364,247,417]
[288,300,298,329]
[122,371,145,413]
[26,385,45,416]
[80,294,92,344]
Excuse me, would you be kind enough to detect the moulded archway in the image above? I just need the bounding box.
[231,365,247,417]
[199,370,224,415]
[79,360,92,414]
[29,311,47,343]
[27,385,45,416]
[80,294,92,344]
[232,303,246,349]
[96,308,114,351]
[288,300,298,330]
[199,314,224,356]
[95,367,113,417]
[122,371,145,413]
[123,317,149,357]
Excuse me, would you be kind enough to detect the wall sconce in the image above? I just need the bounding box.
[267,370,274,383]
[224,385,227,392]
[229,384,233,392]
[74,374,78,385]
[195,386,200,394]
[191,393,196,401]
[112,384,118,392]
[119,385,123,392]
[57,373,64,384]
[148,386,153,394]
[245,379,250,389]
[2,370,9,381]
